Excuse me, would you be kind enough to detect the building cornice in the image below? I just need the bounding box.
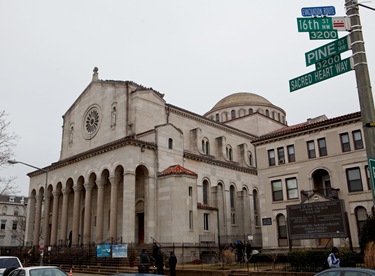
[253,112,362,145]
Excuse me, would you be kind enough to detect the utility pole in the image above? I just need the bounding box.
[345,0,375,206]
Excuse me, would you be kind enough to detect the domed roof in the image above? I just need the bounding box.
[209,92,273,112]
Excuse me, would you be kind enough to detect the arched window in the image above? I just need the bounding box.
[247,151,253,166]
[215,113,220,122]
[168,138,173,149]
[230,185,236,224]
[355,206,368,237]
[249,108,253,114]
[203,180,209,205]
[13,207,19,216]
[226,145,233,161]
[253,189,259,226]
[222,112,228,122]
[230,185,235,209]
[231,110,236,119]
[277,214,288,246]
[265,109,270,117]
[202,138,210,155]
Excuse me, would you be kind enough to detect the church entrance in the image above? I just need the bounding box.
[137,213,145,244]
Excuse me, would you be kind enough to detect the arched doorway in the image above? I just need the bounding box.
[311,169,331,197]
[135,165,148,244]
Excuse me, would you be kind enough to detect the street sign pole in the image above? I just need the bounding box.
[346,0,375,207]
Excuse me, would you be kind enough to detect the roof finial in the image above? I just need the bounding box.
[92,67,99,82]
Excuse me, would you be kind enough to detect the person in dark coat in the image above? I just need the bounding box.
[152,242,159,267]
[246,241,252,262]
[156,250,164,275]
[168,251,177,276]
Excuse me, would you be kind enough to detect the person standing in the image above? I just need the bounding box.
[139,249,150,273]
[156,250,164,275]
[140,249,149,264]
[327,247,340,268]
[152,242,159,267]
[246,241,252,263]
[168,251,177,276]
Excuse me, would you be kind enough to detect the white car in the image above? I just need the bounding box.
[0,257,22,276]
[8,266,67,276]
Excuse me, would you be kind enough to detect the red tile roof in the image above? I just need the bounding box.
[255,111,361,142]
[159,164,197,176]
[197,203,218,210]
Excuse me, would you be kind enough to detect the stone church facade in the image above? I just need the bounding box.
[24,68,374,253]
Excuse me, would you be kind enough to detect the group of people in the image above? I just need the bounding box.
[139,243,177,276]
[223,240,253,263]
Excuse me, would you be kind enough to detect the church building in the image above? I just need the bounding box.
[24,68,374,255]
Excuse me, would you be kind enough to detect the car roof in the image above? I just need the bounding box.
[316,268,375,275]
[15,267,61,270]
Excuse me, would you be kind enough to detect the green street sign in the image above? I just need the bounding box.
[309,30,338,40]
[289,57,353,92]
[368,158,375,204]
[305,35,351,67]
[297,17,333,32]
[315,55,341,70]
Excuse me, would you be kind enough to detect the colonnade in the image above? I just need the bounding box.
[26,170,126,248]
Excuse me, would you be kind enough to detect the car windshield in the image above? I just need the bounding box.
[29,268,66,276]
[0,259,20,268]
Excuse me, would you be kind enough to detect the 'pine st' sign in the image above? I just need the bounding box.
[305,35,351,67]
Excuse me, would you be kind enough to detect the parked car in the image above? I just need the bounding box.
[8,266,67,276]
[315,268,375,276]
[0,257,22,276]
[111,274,164,276]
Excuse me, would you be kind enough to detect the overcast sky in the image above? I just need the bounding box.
[1,0,375,196]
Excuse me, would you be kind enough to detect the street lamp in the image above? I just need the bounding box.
[7,159,48,265]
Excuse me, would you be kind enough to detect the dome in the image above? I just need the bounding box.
[206,92,274,115]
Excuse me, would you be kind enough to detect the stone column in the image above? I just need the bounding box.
[95,180,105,244]
[25,195,36,245]
[109,176,118,241]
[60,188,70,247]
[50,191,60,246]
[83,182,94,246]
[42,192,51,245]
[72,185,82,246]
[123,172,135,242]
[33,194,43,246]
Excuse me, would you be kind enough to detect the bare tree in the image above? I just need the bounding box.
[0,110,19,195]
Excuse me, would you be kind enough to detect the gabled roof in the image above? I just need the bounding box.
[159,164,197,176]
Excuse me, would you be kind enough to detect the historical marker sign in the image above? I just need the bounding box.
[297,17,333,32]
[305,35,350,67]
[289,57,353,92]
[287,201,348,240]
